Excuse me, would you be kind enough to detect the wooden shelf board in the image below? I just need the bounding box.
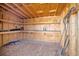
[22,30,61,33]
[0,30,61,34]
[0,31,22,34]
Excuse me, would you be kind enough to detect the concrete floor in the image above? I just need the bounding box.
[0,39,62,56]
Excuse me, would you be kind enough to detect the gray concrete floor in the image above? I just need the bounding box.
[0,39,62,56]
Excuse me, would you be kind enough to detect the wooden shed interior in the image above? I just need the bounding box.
[0,3,79,56]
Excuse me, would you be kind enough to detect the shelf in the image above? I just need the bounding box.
[0,30,61,34]
[23,23,60,25]
[0,31,22,34]
[22,30,61,33]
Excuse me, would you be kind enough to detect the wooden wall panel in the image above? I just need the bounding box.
[8,34,17,42]
[68,15,77,55]
[24,16,62,42]
[0,8,23,45]
[60,15,77,55]
[3,23,9,30]
[8,23,15,29]
[24,24,60,31]
[24,16,61,24]
[3,34,9,45]
[23,32,61,42]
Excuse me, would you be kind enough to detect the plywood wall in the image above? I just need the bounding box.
[68,14,77,55]
[60,14,77,56]
[0,8,23,46]
[24,16,62,42]
[0,7,62,46]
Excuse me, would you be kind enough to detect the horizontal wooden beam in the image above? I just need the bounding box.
[0,18,60,25]
[0,30,61,34]
[0,31,22,34]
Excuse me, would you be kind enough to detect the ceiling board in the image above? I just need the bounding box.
[0,3,69,19]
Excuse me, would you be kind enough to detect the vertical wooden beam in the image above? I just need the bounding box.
[76,8,79,55]
[0,7,3,47]
[68,3,77,56]
[1,7,3,46]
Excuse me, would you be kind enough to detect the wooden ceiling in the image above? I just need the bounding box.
[0,3,69,19]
